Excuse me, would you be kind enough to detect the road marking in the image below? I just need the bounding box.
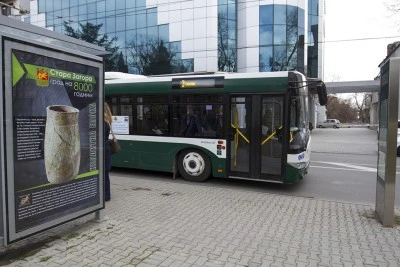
[312,161,400,174]
[311,166,375,172]
[313,161,377,172]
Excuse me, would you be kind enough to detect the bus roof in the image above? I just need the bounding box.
[105,72,148,80]
[105,71,291,84]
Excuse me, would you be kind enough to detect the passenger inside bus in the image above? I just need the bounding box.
[181,107,202,137]
[201,105,224,137]
[156,110,169,134]
[141,110,163,135]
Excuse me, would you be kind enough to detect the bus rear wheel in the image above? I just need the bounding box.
[178,149,211,182]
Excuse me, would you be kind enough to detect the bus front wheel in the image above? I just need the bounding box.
[178,149,211,182]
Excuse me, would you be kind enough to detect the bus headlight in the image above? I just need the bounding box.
[289,162,308,169]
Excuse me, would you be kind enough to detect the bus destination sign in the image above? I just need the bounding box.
[171,76,224,89]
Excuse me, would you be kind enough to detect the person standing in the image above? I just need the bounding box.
[104,103,113,201]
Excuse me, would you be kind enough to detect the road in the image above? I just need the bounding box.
[111,127,400,209]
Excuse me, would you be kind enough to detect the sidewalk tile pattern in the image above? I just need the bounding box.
[0,175,399,266]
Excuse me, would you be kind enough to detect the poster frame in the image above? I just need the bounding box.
[2,37,105,244]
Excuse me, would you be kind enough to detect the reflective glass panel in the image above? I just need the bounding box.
[260,5,273,25]
[298,8,305,29]
[116,31,125,48]
[147,8,157,27]
[97,1,105,13]
[274,5,286,25]
[273,45,286,71]
[106,17,116,33]
[62,0,70,8]
[137,28,147,41]
[287,6,297,26]
[39,0,46,13]
[106,0,116,11]
[287,44,297,69]
[116,0,125,9]
[147,26,158,41]
[159,24,169,42]
[126,0,135,9]
[311,0,318,15]
[116,14,126,31]
[260,25,273,46]
[170,42,181,53]
[54,0,61,11]
[54,25,62,33]
[70,6,78,16]
[228,20,236,39]
[126,14,136,29]
[62,7,69,18]
[137,0,146,8]
[287,25,298,44]
[227,2,235,20]
[45,0,53,11]
[97,18,105,34]
[259,46,273,72]
[87,3,96,19]
[137,12,147,28]
[219,4,227,17]
[273,25,286,45]
[126,30,136,43]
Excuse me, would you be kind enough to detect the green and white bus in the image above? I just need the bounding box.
[105,71,326,184]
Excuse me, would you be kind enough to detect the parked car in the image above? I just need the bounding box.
[317,119,341,129]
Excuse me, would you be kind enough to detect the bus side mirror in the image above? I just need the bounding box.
[317,84,327,106]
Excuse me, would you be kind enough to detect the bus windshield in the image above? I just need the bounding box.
[289,87,309,152]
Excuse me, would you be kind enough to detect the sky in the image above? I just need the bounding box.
[324,0,400,82]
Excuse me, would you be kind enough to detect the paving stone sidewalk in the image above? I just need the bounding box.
[1,174,400,267]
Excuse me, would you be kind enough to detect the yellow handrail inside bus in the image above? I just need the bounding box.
[261,126,293,146]
[231,124,250,144]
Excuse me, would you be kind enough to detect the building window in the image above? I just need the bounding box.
[218,0,237,72]
[259,4,305,73]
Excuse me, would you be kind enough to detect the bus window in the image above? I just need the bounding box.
[120,104,133,134]
[137,104,169,135]
[172,104,223,138]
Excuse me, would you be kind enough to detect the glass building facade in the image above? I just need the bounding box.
[24,0,323,78]
[259,4,305,73]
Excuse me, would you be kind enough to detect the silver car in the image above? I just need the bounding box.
[317,119,341,129]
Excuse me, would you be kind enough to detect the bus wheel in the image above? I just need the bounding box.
[178,149,211,182]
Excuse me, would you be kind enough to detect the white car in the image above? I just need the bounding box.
[317,119,341,129]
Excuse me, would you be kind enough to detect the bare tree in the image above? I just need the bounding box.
[385,0,400,14]
[353,93,372,123]
[326,95,358,123]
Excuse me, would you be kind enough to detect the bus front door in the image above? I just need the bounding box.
[229,95,285,182]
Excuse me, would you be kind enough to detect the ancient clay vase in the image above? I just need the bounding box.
[44,105,80,184]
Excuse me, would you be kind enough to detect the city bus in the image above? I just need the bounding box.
[105,71,327,184]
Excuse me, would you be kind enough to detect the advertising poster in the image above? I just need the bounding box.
[10,48,102,234]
